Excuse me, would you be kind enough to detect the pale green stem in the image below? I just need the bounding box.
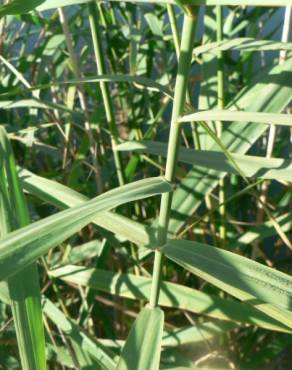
[167,4,180,57]
[88,2,126,186]
[254,6,292,255]
[167,4,201,149]
[216,5,226,244]
[58,7,103,194]
[167,4,218,247]
[149,13,197,308]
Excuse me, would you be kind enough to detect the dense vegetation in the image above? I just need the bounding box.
[0,0,291,369]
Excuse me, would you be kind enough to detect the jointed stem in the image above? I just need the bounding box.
[149,13,197,308]
[216,5,226,244]
[88,3,126,187]
[167,4,201,149]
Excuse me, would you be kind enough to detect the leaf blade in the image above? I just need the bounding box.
[164,240,292,327]
[117,306,164,370]
[0,177,171,281]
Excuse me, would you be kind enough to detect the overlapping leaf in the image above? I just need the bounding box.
[0,177,171,281]
[164,240,292,328]
[50,264,292,333]
[117,306,164,370]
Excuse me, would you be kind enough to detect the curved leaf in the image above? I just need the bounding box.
[0,177,171,281]
[179,110,292,126]
[50,265,292,333]
[116,140,292,181]
[193,38,292,56]
[0,0,45,17]
[19,168,156,247]
[164,240,292,328]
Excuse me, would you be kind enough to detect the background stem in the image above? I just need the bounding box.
[216,5,226,245]
[88,2,126,187]
[58,7,103,194]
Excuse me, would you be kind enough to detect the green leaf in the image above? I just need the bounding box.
[178,0,292,5]
[162,321,237,347]
[50,265,292,333]
[164,240,292,328]
[43,299,117,370]
[0,99,76,115]
[3,75,172,100]
[179,110,292,126]
[117,306,164,370]
[193,38,292,56]
[168,52,292,236]
[0,127,46,370]
[35,0,292,11]
[116,140,292,181]
[231,213,292,249]
[19,168,156,247]
[0,176,171,281]
[0,0,45,17]
[37,0,93,11]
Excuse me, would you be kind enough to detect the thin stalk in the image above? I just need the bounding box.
[255,6,291,243]
[167,4,218,246]
[216,5,226,244]
[167,4,201,149]
[149,12,197,308]
[88,2,126,186]
[58,7,103,194]
[167,4,180,57]
[279,6,292,64]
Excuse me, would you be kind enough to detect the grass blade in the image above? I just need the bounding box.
[0,127,46,370]
[50,265,292,333]
[193,38,292,56]
[179,110,292,126]
[43,298,117,369]
[0,0,45,17]
[117,306,164,370]
[164,240,292,328]
[116,140,292,181]
[0,177,171,281]
[19,168,157,247]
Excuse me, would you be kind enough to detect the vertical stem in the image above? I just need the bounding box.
[167,4,180,57]
[167,4,201,149]
[58,7,103,194]
[279,6,292,64]
[254,6,292,254]
[167,5,217,246]
[149,13,197,308]
[88,3,126,186]
[216,5,226,244]
[216,6,224,115]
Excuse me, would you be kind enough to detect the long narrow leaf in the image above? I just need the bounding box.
[179,110,292,126]
[116,140,292,181]
[117,306,164,370]
[168,50,292,236]
[0,127,46,370]
[43,299,116,370]
[0,177,171,281]
[164,240,292,328]
[193,38,292,56]
[19,168,156,247]
[36,0,292,12]
[50,265,292,333]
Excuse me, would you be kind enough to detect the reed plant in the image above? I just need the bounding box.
[0,0,292,369]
